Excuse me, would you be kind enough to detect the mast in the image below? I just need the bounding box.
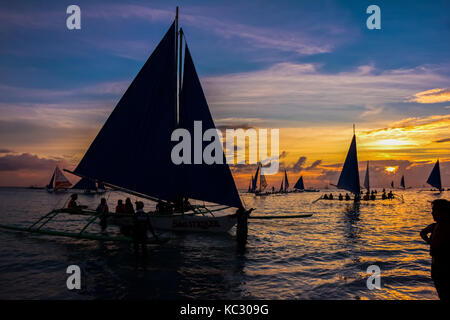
[174,6,179,126]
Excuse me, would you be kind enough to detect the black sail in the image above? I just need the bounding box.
[337,135,361,195]
[178,45,243,208]
[74,23,178,202]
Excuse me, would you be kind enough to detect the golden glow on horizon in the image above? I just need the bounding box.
[384,166,398,173]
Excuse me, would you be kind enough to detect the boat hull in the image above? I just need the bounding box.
[109,213,237,233]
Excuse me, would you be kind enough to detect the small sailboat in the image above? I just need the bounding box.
[363,161,370,193]
[390,181,394,188]
[283,170,290,193]
[400,175,406,189]
[427,159,443,192]
[46,166,72,193]
[294,176,305,192]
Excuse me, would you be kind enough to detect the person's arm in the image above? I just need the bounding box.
[420,223,435,244]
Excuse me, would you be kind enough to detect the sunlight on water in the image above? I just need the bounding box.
[0,188,445,299]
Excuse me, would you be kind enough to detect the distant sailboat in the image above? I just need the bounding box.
[279,180,284,193]
[46,166,72,193]
[427,160,443,191]
[294,176,305,191]
[284,170,289,192]
[336,129,361,198]
[400,175,406,189]
[66,9,249,232]
[363,161,370,192]
[391,181,394,188]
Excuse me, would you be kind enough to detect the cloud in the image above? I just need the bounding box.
[202,63,450,125]
[0,149,12,154]
[291,156,307,173]
[0,153,60,172]
[435,138,450,143]
[305,160,322,170]
[409,88,450,104]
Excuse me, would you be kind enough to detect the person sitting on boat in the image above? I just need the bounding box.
[329,193,334,200]
[133,201,158,254]
[345,193,351,201]
[125,198,135,214]
[420,199,450,300]
[388,191,394,199]
[67,194,87,209]
[338,193,343,201]
[115,200,126,214]
[381,191,387,200]
[96,198,109,232]
[323,194,329,200]
[363,193,370,201]
[370,193,376,201]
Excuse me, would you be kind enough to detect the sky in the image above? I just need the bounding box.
[0,0,449,189]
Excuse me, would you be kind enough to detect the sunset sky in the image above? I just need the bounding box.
[0,0,449,189]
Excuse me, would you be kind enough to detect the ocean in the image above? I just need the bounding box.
[0,187,444,300]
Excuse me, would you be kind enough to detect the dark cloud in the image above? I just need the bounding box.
[0,153,59,172]
[0,148,12,154]
[291,156,307,173]
[305,159,322,170]
[435,138,450,143]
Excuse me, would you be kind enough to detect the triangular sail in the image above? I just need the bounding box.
[178,45,243,208]
[391,181,394,188]
[294,176,305,190]
[427,160,442,190]
[74,23,178,203]
[284,170,289,191]
[46,171,55,189]
[400,175,405,189]
[337,134,360,195]
[279,180,284,192]
[260,172,267,191]
[54,166,72,189]
[72,177,97,191]
[363,161,370,191]
[252,165,260,193]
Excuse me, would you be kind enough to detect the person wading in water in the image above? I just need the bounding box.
[420,199,450,300]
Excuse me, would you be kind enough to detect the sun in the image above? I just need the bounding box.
[385,166,398,173]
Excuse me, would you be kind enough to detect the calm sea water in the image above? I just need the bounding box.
[0,187,445,300]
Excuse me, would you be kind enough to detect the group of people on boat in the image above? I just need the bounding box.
[321,189,396,201]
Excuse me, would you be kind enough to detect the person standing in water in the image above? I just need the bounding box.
[96,198,109,232]
[420,199,450,300]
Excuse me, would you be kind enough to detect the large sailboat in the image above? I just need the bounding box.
[65,8,249,232]
[46,166,72,193]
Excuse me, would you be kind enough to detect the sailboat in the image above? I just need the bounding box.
[336,129,361,201]
[427,159,443,192]
[64,8,251,233]
[363,161,370,193]
[283,170,289,193]
[46,166,72,193]
[400,175,406,189]
[294,176,304,192]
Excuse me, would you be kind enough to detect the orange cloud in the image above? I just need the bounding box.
[409,88,450,104]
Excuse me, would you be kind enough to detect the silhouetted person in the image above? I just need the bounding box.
[323,194,329,200]
[329,193,334,200]
[96,198,109,231]
[420,199,450,300]
[133,201,158,256]
[115,199,126,213]
[67,193,87,209]
[381,192,387,200]
[345,193,350,201]
[338,193,343,201]
[235,207,254,247]
[125,198,135,214]
[370,193,376,201]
